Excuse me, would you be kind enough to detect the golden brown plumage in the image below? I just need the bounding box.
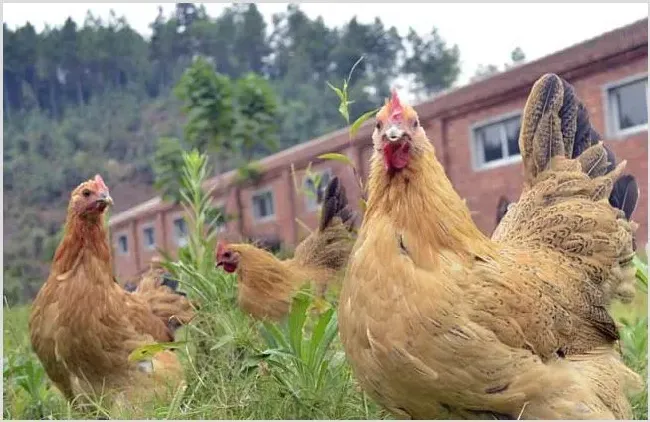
[216,176,356,320]
[339,77,642,419]
[28,175,194,414]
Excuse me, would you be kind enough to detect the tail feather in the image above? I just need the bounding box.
[135,269,194,337]
[496,196,510,226]
[160,274,186,297]
[520,73,639,221]
[609,175,639,221]
[319,176,356,232]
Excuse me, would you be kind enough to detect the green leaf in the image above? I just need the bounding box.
[350,108,379,138]
[128,341,187,362]
[308,307,334,368]
[288,292,310,358]
[317,153,354,167]
[326,82,344,102]
[261,321,290,351]
[338,102,350,124]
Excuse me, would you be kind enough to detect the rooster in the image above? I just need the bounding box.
[338,76,642,419]
[216,176,356,320]
[28,175,194,415]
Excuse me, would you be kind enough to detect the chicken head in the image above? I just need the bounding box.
[215,240,240,273]
[373,89,427,172]
[69,174,113,217]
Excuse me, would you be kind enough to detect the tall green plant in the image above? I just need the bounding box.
[252,290,351,418]
[158,149,234,304]
[322,56,378,213]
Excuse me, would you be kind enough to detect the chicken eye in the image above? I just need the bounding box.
[82,189,92,198]
[223,251,231,259]
[375,121,382,130]
[412,120,419,129]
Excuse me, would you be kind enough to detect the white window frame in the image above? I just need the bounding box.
[172,216,188,247]
[213,202,227,233]
[141,223,156,251]
[304,168,333,212]
[469,111,523,171]
[602,72,648,139]
[251,187,276,223]
[115,232,129,255]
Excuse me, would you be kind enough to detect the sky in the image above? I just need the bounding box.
[2,2,648,86]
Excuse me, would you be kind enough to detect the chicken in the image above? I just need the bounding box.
[216,176,356,320]
[28,175,194,415]
[338,76,642,420]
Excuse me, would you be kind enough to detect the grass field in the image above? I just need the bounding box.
[4,152,647,419]
[3,272,648,419]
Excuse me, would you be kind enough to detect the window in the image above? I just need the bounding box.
[472,114,522,169]
[173,217,188,247]
[606,76,648,136]
[117,235,128,255]
[142,226,156,250]
[304,169,332,211]
[252,189,275,221]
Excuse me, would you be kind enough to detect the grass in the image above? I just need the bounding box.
[3,150,647,420]
[3,267,647,420]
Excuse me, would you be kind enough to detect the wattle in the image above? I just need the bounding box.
[383,141,410,171]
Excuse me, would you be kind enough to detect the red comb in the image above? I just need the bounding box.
[94,174,108,191]
[216,240,228,256]
[388,88,403,122]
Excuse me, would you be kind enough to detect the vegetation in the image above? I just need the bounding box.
[3,3,463,304]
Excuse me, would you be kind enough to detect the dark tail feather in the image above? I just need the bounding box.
[319,176,356,232]
[569,95,602,159]
[557,76,637,222]
[609,175,639,221]
[161,273,187,297]
[496,196,510,225]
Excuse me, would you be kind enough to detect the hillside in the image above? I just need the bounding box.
[2,3,463,304]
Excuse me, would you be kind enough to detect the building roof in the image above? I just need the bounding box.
[109,17,648,228]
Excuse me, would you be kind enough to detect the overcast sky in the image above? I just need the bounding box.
[2,2,648,86]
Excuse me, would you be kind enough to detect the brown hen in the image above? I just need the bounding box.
[216,176,356,320]
[339,75,642,419]
[28,175,194,415]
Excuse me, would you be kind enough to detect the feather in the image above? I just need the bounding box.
[609,175,639,220]
[319,176,356,232]
[496,196,510,225]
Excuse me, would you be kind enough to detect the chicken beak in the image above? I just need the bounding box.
[97,192,113,207]
[385,124,404,142]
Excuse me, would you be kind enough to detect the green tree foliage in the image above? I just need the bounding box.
[160,59,281,236]
[3,3,462,304]
[152,137,188,204]
[174,57,235,155]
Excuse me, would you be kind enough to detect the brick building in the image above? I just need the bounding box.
[109,19,648,281]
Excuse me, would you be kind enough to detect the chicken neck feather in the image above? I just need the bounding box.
[364,139,495,265]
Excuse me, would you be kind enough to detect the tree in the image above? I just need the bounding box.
[153,136,188,203]
[231,72,280,236]
[174,57,235,157]
[402,27,461,98]
[167,59,280,238]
